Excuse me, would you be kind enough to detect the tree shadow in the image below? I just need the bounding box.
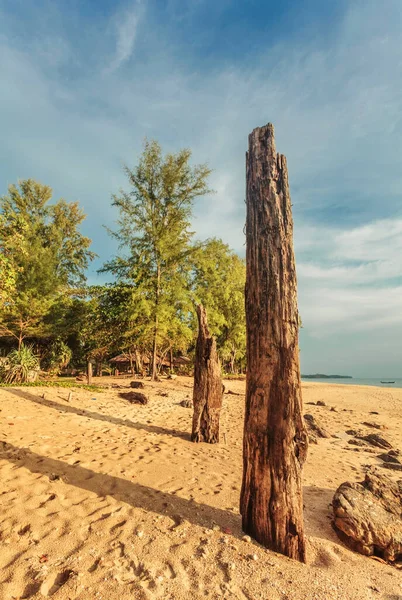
[4,388,190,440]
[0,440,241,534]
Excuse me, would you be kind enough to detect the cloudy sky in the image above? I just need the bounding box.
[1,0,401,377]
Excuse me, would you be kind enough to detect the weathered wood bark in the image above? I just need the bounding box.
[191,305,223,443]
[240,123,308,562]
[87,361,93,386]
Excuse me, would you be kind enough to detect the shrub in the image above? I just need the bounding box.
[41,338,72,374]
[0,345,40,384]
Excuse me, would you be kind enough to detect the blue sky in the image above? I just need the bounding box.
[1,0,401,377]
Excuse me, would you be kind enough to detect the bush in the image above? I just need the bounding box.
[0,345,40,384]
[41,338,72,374]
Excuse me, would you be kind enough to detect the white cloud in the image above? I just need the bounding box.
[296,218,402,337]
[106,1,144,73]
[0,0,402,374]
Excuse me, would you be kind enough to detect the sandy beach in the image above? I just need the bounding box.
[1,377,402,599]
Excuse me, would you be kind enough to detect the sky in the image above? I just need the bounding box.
[0,0,401,377]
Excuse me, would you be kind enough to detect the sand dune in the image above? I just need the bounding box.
[1,377,402,599]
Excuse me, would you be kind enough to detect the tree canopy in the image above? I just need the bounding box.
[0,179,95,348]
[102,139,213,379]
[0,147,247,376]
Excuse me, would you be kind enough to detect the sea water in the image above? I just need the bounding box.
[301,377,402,389]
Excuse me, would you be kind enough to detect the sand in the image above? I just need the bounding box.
[1,377,402,600]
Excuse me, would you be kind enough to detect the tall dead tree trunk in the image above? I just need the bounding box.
[191,305,223,444]
[240,123,308,562]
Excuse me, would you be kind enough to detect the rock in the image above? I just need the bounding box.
[167,374,177,380]
[332,468,402,561]
[345,429,359,436]
[316,400,326,406]
[242,535,252,543]
[330,407,338,412]
[180,399,192,408]
[357,433,392,450]
[130,381,145,389]
[303,414,331,438]
[118,392,148,405]
[382,463,402,472]
[87,557,101,573]
[348,439,367,447]
[40,571,72,597]
[361,422,385,430]
[369,411,379,415]
[378,452,400,465]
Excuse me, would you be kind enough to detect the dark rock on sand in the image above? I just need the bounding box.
[119,392,148,405]
[130,381,145,389]
[333,468,402,561]
[304,414,331,438]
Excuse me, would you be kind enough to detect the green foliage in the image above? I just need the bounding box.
[0,255,17,308]
[0,344,40,383]
[102,139,213,378]
[0,380,103,391]
[0,179,95,346]
[41,338,72,374]
[192,239,246,372]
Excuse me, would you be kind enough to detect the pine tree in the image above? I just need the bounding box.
[103,140,213,380]
[192,238,246,373]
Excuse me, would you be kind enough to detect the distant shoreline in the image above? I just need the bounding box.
[301,374,352,379]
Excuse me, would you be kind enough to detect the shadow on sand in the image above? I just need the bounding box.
[0,440,241,534]
[4,388,190,440]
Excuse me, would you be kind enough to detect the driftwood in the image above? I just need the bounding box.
[119,391,148,405]
[240,123,308,562]
[191,305,223,443]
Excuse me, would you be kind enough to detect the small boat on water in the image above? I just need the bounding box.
[381,381,395,384]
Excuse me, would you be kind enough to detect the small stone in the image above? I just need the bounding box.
[136,529,144,539]
[317,400,326,406]
[228,562,236,570]
[212,523,220,531]
[242,535,252,543]
[250,553,258,561]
